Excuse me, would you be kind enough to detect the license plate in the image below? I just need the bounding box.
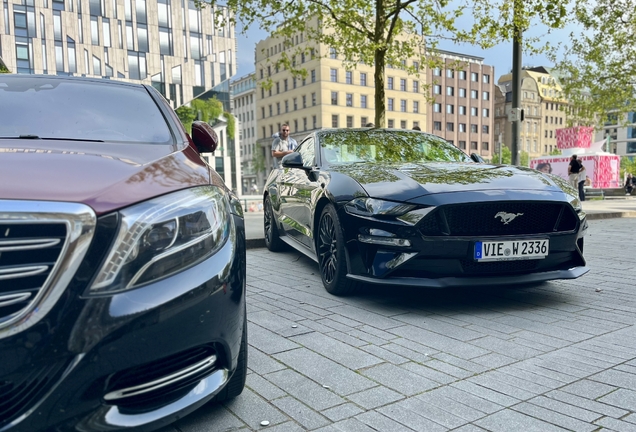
[474,239,549,261]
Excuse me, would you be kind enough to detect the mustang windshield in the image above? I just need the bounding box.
[320,130,472,164]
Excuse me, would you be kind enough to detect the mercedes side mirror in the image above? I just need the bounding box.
[190,121,218,153]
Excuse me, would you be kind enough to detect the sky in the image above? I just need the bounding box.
[232,19,579,84]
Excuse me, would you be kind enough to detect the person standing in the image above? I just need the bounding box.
[625,173,635,195]
[567,155,581,189]
[271,124,296,169]
[577,162,587,201]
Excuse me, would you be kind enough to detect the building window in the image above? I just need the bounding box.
[401,120,407,129]
[312,93,316,106]
[433,85,441,94]
[285,100,289,112]
[388,119,394,128]
[330,69,337,82]
[446,122,454,131]
[459,140,466,149]
[361,117,368,127]
[413,121,419,129]
[471,141,478,150]
[313,115,317,129]
[311,70,316,83]
[459,71,466,80]
[276,102,280,114]
[471,124,478,133]
[400,79,406,91]
[387,77,394,90]
[471,90,478,99]
[471,72,478,82]
[483,74,490,83]
[483,91,490,101]
[483,125,489,134]
[269,105,273,116]
[433,67,441,76]
[302,95,307,108]
[284,79,288,91]
[482,108,490,117]
[361,95,367,108]
[276,82,280,94]
[459,88,466,98]
[447,86,454,96]
[446,104,454,114]
[433,103,442,113]
[346,93,353,107]
[293,98,298,110]
[413,101,419,113]
[346,71,352,84]
[434,121,442,130]
[346,116,353,127]
[332,114,338,127]
[471,107,478,116]
[447,69,454,78]
[459,123,466,132]
[331,92,338,105]
[303,117,307,130]
[413,81,419,93]
[360,72,367,86]
[388,98,394,111]
[400,100,407,112]
[330,47,337,59]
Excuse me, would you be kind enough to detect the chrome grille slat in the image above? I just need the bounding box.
[0,201,96,339]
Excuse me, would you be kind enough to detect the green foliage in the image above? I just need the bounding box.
[175,97,234,138]
[520,151,529,167]
[550,147,562,155]
[201,0,569,128]
[620,156,636,178]
[554,0,636,126]
[491,144,512,164]
[175,106,197,134]
[224,112,235,140]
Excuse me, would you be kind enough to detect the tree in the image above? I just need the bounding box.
[554,0,636,126]
[491,144,512,164]
[175,97,236,139]
[208,0,569,127]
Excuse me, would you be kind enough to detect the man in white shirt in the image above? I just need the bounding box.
[271,124,297,169]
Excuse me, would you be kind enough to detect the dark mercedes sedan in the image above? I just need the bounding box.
[263,128,588,295]
[0,75,246,431]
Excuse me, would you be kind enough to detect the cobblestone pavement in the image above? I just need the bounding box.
[162,218,636,432]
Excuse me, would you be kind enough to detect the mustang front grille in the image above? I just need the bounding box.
[0,201,96,339]
[418,202,578,237]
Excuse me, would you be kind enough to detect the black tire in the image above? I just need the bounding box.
[264,196,284,251]
[317,204,359,296]
[214,318,247,402]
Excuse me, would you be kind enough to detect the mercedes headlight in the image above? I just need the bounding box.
[345,198,415,217]
[88,186,231,295]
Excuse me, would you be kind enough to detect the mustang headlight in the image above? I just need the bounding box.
[88,186,231,295]
[345,198,415,218]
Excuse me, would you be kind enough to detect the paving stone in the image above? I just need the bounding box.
[315,317,355,332]
[360,363,440,396]
[289,332,383,370]
[259,421,306,432]
[344,328,388,345]
[466,371,542,400]
[327,330,369,347]
[284,291,344,309]
[265,368,346,411]
[451,381,519,407]
[323,418,378,432]
[347,386,404,409]
[247,346,288,375]
[249,310,312,337]
[594,416,636,432]
[359,344,409,365]
[175,403,245,432]
[271,397,331,430]
[513,401,598,432]
[357,324,401,341]
[321,403,365,422]
[589,369,636,391]
[416,391,487,422]
[354,411,417,431]
[400,362,456,385]
[559,379,617,399]
[422,358,476,379]
[385,339,437,362]
[471,352,518,370]
[248,322,300,355]
[469,335,544,360]
[274,348,376,396]
[546,390,630,418]
[526,395,603,423]
[450,425,489,432]
[223,388,289,430]
[428,385,503,414]
[246,373,287,401]
[389,325,489,359]
[392,314,485,341]
[475,409,570,432]
[377,403,447,432]
[598,388,636,411]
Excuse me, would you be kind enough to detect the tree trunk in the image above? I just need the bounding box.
[374,48,386,128]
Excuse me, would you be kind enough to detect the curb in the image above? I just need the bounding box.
[244,212,636,250]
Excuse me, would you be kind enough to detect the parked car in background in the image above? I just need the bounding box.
[263,128,588,295]
[0,75,247,431]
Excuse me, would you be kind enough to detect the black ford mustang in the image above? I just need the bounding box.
[263,128,589,295]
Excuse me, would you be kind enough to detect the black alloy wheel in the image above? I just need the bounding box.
[264,196,284,251]
[317,204,358,296]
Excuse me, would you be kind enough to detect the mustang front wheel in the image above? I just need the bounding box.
[317,204,358,296]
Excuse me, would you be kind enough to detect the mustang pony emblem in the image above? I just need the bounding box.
[495,212,524,224]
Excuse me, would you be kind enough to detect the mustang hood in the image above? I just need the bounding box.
[331,162,566,202]
[0,140,211,215]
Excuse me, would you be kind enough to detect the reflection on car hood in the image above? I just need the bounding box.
[330,162,561,201]
[0,140,211,215]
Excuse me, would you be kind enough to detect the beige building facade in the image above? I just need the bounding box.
[426,51,495,158]
[254,32,430,171]
[496,67,568,158]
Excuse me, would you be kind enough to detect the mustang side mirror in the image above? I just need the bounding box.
[190,121,218,153]
[470,153,485,163]
[281,152,306,169]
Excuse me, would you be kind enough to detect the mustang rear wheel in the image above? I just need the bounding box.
[264,196,284,252]
[317,204,358,296]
